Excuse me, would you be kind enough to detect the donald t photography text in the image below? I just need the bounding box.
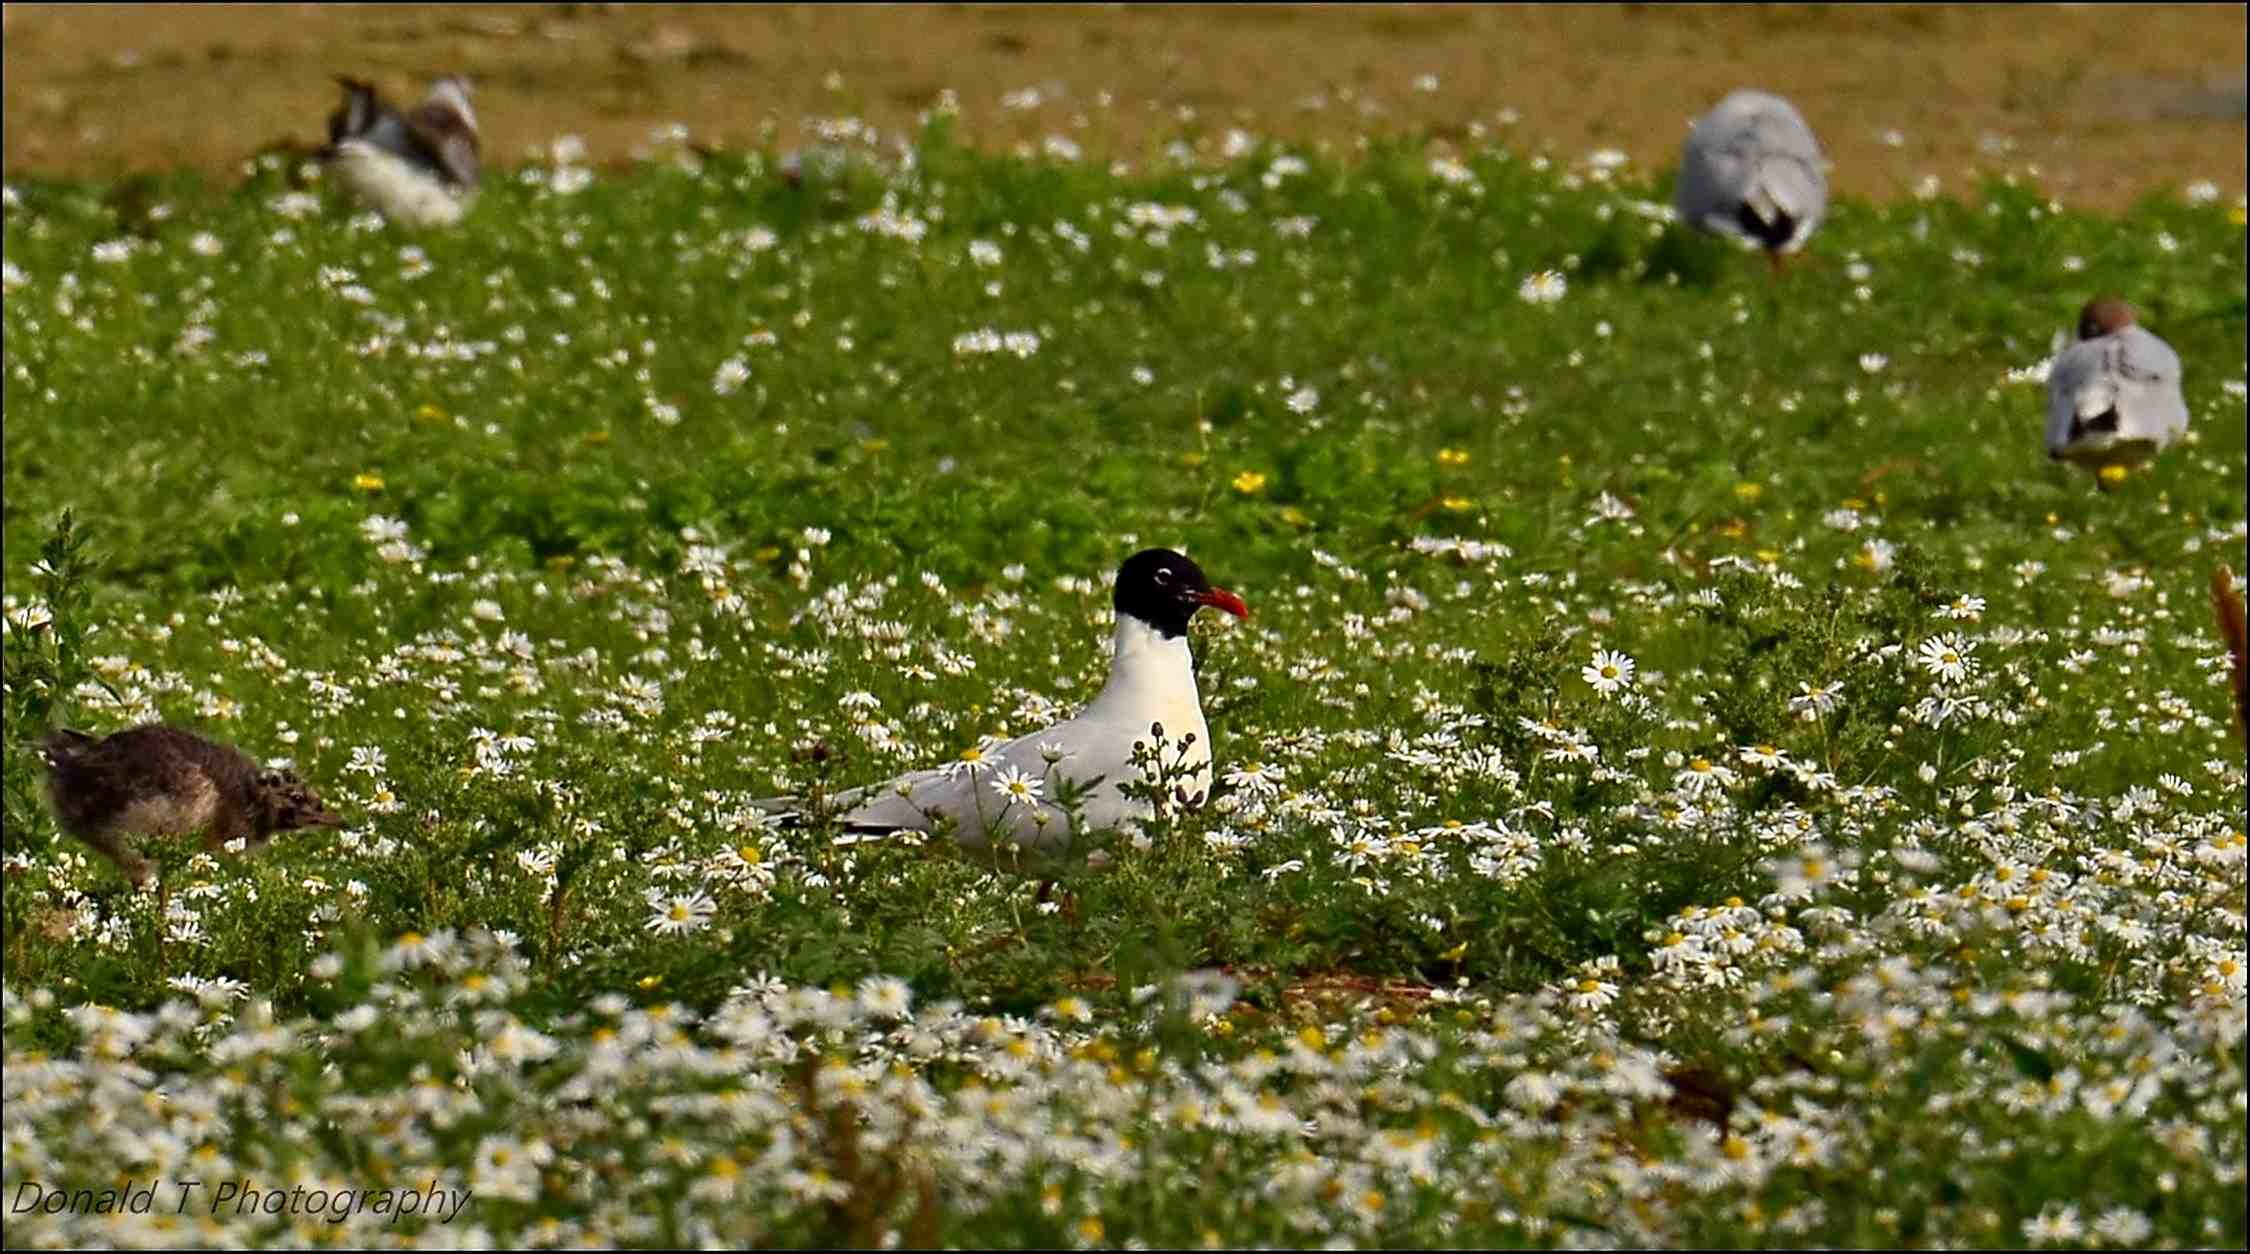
[11,1179,472,1226]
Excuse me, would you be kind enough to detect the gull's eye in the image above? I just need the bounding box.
[1153,567,1174,586]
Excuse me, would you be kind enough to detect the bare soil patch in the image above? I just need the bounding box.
[4,4,2244,211]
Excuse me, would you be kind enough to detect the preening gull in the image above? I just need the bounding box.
[2046,297,2191,484]
[1675,89,1829,258]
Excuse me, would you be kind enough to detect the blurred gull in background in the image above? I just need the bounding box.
[2045,296,2191,487]
[321,75,481,227]
[1675,88,1829,260]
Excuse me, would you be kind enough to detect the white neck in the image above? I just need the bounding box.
[1091,613,1200,718]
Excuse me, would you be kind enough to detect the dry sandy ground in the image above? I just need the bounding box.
[3,4,2245,211]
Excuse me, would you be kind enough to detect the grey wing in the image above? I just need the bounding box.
[749,775,893,822]
[1675,114,1753,233]
[751,708,1111,855]
[354,113,421,165]
[838,767,960,832]
[854,721,1104,852]
[405,105,481,188]
[1744,107,1827,235]
[751,766,980,835]
[2046,340,2112,453]
[1678,93,1821,231]
[841,757,1060,850]
[2112,327,2190,444]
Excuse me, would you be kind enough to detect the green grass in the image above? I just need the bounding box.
[3,121,2245,1248]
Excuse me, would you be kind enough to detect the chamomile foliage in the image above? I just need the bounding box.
[3,111,2244,1248]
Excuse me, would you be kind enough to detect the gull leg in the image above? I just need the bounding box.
[1761,250,1785,330]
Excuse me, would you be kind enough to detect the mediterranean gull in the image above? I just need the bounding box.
[756,548,1249,863]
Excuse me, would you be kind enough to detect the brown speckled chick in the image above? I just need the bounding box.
[39,725,343,888]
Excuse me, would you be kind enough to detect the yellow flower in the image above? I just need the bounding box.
[1278,505,1311,527]
[1437,447,1470,467]
[637,975,663,990]
[414,403,447,424]
[1077,1217,1105,1244]
[959,746,986,763]
[2232,203,2248,227]
[861,438,889,454]
[753,545,782,562]
[1232,470,1268,494]
[1441,495,1473,512]
[2099,464,2129,486]
[736,844,762,865]
[352,473,385,492]
[1718,519,1748,539]
[1734,481,1764,502]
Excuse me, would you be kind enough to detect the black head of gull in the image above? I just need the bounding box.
[1112,548,1249,639]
